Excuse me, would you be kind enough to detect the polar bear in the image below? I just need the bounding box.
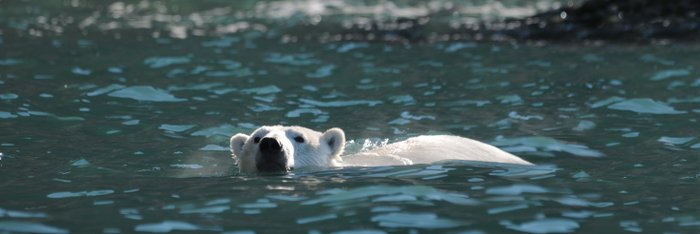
[230,125,533,173]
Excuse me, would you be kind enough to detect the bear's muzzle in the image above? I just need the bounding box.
[256,137,289,172]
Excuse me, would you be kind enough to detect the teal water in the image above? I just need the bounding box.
[2,1,700,233]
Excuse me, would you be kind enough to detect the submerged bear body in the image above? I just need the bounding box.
[230,125,533,174]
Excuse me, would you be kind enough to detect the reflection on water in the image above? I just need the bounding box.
[2,0,700,233]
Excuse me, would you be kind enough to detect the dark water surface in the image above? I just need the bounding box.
[2,1,700,233]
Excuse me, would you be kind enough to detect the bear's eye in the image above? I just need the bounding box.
[253,137,261,144]
[294,136,305,143]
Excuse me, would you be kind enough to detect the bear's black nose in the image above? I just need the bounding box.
[257,137,287,173]
[259,137,282,154]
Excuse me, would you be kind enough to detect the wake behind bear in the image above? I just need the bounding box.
[230,125,533,174]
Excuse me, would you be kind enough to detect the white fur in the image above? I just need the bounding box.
[230,125,345,173]
[342,135,533,167]
[230,125,533,173]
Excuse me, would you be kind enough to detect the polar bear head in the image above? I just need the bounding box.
[230,125,345,173]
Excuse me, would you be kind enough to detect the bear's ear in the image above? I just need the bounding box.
[230,133,249,157]
[321,128,345,157]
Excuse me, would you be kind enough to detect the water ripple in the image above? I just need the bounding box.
[159,124,195,133]
[191,124,237,138]
[108,86,187,102]
[501,218,580,233]
[134,220,219,233]
[299,98,382,107]
[306,64,336,78]
[0,111,18,119]
[485,184,551,196]
[0,208,47,218]
[144,56,191,68]
[47,190,114,199]
[0,221,67,234]
[296,213,338,224]
[371,213,463,229]
[264,53,319,66]
[0,93,18,100]
[607,98,685,114]
[491,136,604,157]
[0,59,22,66]
[650,69,691,81]
[241,85,282,95]
[302,185,477,206]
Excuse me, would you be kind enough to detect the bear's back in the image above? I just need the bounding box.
[341,135,533,167]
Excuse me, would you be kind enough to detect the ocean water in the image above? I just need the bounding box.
[1,1,700,233]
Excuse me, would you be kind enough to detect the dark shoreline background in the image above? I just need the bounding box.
[2,0,698,45]
[323,0,700,43]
